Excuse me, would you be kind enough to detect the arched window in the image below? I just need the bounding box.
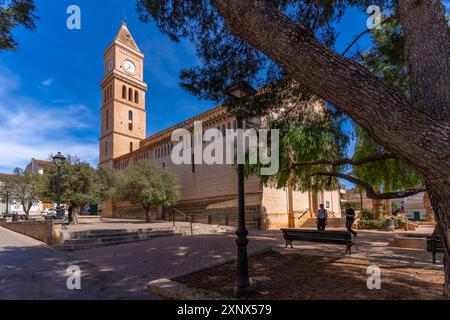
[109,85,113,100]
[130,142,133,153]
[104,90,107,103]
[128,88,133,101]
[122,85,126,99]
[128,110,133,130]
[105,141,108,156]
[134,90,139,104]
[106,109,109,130]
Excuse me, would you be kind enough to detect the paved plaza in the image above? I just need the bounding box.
[0,222,443,299]
[0,227,159,300]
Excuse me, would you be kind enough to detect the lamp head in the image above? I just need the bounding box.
[53,152,66,167]
[225,77,256,99]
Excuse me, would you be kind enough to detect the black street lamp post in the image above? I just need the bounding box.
[53,152,66,220]
[5,189,9,216]
[225,77,256,299]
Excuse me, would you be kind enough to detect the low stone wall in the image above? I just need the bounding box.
[112,195,265,230]
[77,215,102,224]
[0,218,62,245]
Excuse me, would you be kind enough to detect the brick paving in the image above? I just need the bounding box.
[0,226,159,300]
[68,225,443,286]
[1,222,443,300]
[68,232,276,283]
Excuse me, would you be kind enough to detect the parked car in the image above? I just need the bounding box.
[41,208,67,219]
[41,208,56,215]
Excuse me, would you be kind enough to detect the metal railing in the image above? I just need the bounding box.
[297,209,311,221]
[171,208,194,236]
[169,207,263,231]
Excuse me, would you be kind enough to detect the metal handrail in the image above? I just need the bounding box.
[169,206,263,231]
[297,209,311,220]
[171,207,194,236]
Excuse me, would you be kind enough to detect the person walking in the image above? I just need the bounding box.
[345,203,358,238]
[317,204,328,231]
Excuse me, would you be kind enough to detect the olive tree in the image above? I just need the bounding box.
[114,160,180,223]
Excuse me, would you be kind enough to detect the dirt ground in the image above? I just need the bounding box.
[175,251,445,300]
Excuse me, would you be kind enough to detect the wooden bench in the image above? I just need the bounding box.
[281,229,353,254]
[427,236,444,264]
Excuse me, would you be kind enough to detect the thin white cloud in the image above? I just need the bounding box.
[41,78,53,87]
[0,67,99,173]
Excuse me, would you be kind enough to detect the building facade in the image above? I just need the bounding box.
[100,24,341,230]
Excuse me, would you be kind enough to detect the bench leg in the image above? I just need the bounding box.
[285,240,293,249]
[432,238,436,264]
[346,243,352,254]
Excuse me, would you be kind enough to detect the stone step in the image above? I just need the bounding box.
[55,232,183,251]
[66,229,175,240]
[63,231,177,244]
[301,218,347,229]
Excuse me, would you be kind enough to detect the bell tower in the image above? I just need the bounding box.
[99,23,147,167]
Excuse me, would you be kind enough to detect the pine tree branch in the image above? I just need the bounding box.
[311,171,426,199]
[291,153,396,167]
[342,15,397,56]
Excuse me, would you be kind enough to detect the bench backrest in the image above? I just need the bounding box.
[426,236,444,251]
[281,228,351,243]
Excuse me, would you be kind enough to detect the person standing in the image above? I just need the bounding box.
[68,206,73,224]
[317,204,328,231]
[345,204,358,237]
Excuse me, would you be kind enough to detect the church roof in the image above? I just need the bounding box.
[114,23,140,52]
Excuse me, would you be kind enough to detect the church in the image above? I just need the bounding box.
[99,24,341,230]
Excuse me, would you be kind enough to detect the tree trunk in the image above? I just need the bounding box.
[214,0,450,297]
[21,201,31,220]
[144,207,151,223]
[427,182,450,298]
[423,192,434,222]
[372,199,382,220]
[384,200,392,217]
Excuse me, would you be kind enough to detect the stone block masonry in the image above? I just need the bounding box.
[0,218,62,245]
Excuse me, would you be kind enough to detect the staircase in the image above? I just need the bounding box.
[300,217,347,229]
[54,227,180,251]
[54,223,232,251]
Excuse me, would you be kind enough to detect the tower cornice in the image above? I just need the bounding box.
[101,70,148,91]
[103,40,144,59]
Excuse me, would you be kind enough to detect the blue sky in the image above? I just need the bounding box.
[0,0,373,176]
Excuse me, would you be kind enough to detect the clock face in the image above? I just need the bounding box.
[123,59,136,74]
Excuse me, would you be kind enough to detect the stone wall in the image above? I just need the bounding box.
[0,219,62,245]
[112,194,265,229]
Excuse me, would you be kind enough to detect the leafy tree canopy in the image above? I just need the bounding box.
[39,155,114,211]
[0,169,41,216]
[114,160,180,222]
[137,0,427,198]
[0,0,38,50]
